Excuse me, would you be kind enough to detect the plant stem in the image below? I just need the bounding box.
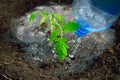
[56,23,63,38]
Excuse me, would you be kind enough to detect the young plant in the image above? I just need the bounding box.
[30,10,78,60]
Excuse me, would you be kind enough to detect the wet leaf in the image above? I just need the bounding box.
[54,13,64,22]
[29,11,41,22]
[63,21,78,32]
[54,38,69,60]
[49,30,60,42]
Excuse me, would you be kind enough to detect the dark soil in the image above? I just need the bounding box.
[0,0,120,80]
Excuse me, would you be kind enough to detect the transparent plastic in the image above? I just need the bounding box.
[73,0,120,37]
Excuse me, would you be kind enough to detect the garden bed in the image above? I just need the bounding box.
[0,0,120,80]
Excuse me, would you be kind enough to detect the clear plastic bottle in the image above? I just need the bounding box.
[72,0,120,37]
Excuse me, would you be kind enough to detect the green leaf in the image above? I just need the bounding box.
[54,38,69,60]
[40,15,48,25]
[29,11,41,22]
[40,10,49,16]
[60,38,69,49]
[63,21,78,32]
[54,13,64,22]
[60,38,67,42]
[49,30,60,42]
[61,41,69,49]
[49,22,57,27]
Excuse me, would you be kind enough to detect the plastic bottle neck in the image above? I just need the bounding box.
[74,19,90,37]
[74,18,112,37]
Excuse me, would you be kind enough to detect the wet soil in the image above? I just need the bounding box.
[0,0,120,80]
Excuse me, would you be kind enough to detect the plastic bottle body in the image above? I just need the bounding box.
[73,0,120,37]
